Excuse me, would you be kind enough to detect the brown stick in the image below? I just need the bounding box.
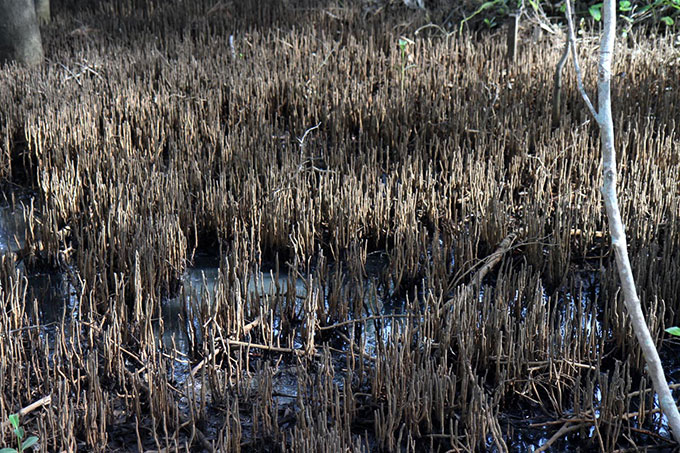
[534,422,584,453]
[190,339,314,378]
[1,395,52,432]
[225,339,305,354]
[442,232,517,312]
[318,314,414,331]
[627,382,680,399]
[336,331,375,362]
[242,316,261,337]
[470,233,517,288]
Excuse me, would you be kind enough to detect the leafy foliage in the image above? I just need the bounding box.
[457,0,679,32]
[665,326,680,337]
[0,415,38,453]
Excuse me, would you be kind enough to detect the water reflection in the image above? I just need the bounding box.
[0,194,30,255]
[159,256,310,356]
[159,253,398,360]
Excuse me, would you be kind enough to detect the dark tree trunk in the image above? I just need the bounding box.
[34,0,49,25]
[0,0,44,66]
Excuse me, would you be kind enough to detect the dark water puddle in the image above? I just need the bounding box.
[157,255,311,383]
[0,189,34,255]
[1,189,75,295]
[158,252,399,361]
[0,204,25,255]
[26,271,78,327]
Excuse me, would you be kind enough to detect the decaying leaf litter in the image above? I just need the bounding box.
[1,0,680,451]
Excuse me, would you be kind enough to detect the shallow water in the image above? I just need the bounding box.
[158,252,398,357]
[0,196,29,255]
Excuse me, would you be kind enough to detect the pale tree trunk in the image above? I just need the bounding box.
[0,0,43,66]
[565,0,680,443]
[34,0,50,25]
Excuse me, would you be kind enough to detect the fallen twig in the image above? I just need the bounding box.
[297,122,321,153]
[242,316,261,337]
[190,339,312,378]
[627,382,680,399]
[337,331,375,362]
[535,422,583,452]
[1,395,52,432]
[442,232,517,312]
[318,313,414,331]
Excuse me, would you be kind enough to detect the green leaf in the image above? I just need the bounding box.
[20,437,38,450]
[459,0,501,33]
[661,16,675,25]
[589,3,603,21]
[0,448,18,453]
[665,326,680,336]
[619,0,632,11]
[14,427,24,440]
[8,415,19,430]
[483,17,496,28]
[477,1,497,12]
[559,3,566,13]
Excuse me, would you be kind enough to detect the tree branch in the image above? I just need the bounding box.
[564,0,598,120]
[565,0,680,443]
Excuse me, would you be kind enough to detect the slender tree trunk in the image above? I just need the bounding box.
[551,40,570,129]
[34,0,50,25]
[506,12,519,64]
[0,0,44,66]
[565,0,680,443]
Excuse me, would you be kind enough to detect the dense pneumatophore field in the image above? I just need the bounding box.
[1,0,680,451]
